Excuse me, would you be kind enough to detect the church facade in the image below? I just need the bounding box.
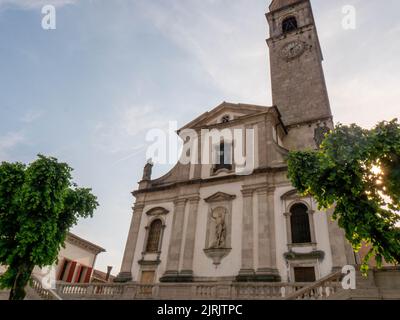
[116,0,356,287]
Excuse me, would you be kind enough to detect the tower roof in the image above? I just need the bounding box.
[269,0,303,11]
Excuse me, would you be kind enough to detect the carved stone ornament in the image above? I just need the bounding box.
[142,159,153,181]
[203,248,231,266]
[204,192,236,203]
[203,192,235,266]
[284,250,325,261]
[314,122,330,148]
[211,207,227,249]
[145,207,169,216]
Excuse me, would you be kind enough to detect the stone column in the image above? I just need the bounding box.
[115,203,145,282]
[237,189,255,281]
[307,209,317,245]
[284,211,292,246]
[257,120,268,167]
[265,114,275,166]
[257,187,270,268]
[193,129,202,179]
[160,198,187,282]
[327,208,356,270]
[181,196,200,281]
[266,187,278,270]
[256,187,280,281]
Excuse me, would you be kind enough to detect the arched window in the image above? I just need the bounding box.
[282,16,298,33]
[214,141,233,172]
[146,219,163,253]
[290,203,311,244]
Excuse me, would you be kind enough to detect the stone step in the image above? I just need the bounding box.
[327,268,400,300]
[0,290,10,300]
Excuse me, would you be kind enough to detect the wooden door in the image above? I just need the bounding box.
[294,267,316,282]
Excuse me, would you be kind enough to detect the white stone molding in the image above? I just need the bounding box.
[282,190,317,250]
[141,216,167,258]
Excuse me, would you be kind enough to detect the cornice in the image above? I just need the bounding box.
[66,232,106,255]
[267,0,309,17]
[132,165,288,196]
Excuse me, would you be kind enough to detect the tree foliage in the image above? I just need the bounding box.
[287,120,400,273]
[0,155,98,300]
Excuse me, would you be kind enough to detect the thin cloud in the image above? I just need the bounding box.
[0,131,25,160]
[330,74,400,128]
[0,0,78,10]
[139,0,270,105]
[93,104,168,155]
[21,109,43,124]
[111,144,147,167]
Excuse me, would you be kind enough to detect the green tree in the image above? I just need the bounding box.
[287,120,400,273]
[0,155,98,300]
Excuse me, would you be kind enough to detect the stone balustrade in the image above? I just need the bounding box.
[21,267,400,300]
[55,281,312,300]
[30,275,62,300]
[284,270,343,300]
[57,282,125,299]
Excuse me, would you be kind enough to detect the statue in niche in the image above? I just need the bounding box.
[211,207,227,248]
[314,122,330,148]
[142,158,153,181]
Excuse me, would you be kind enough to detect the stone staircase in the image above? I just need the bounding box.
[285,269,343,300]
[0,290,10,300]
[27,274,62,300]
[328,267,400,300]
[286,266,400,300]
[0,274,62,300]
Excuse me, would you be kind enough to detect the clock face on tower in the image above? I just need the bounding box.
[280,40,306,60]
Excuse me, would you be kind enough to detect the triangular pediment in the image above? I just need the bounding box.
[145,207,169,216]
[204,192,236,203]
[280,189,306,200]
[179,102,271,132]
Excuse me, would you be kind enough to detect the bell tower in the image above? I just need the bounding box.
[267,0,333,150]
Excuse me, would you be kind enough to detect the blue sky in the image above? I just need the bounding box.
[0,0,399,275]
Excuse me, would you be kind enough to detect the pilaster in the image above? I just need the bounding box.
[160,198,188,282]
[237,188,255,281]
[181,196,201,281]
[256,186,280,281]
[115,203,145,282]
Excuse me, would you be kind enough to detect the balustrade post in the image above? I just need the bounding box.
[152,284,159,299]
[190,284,197,299]
[87,284,94,296]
